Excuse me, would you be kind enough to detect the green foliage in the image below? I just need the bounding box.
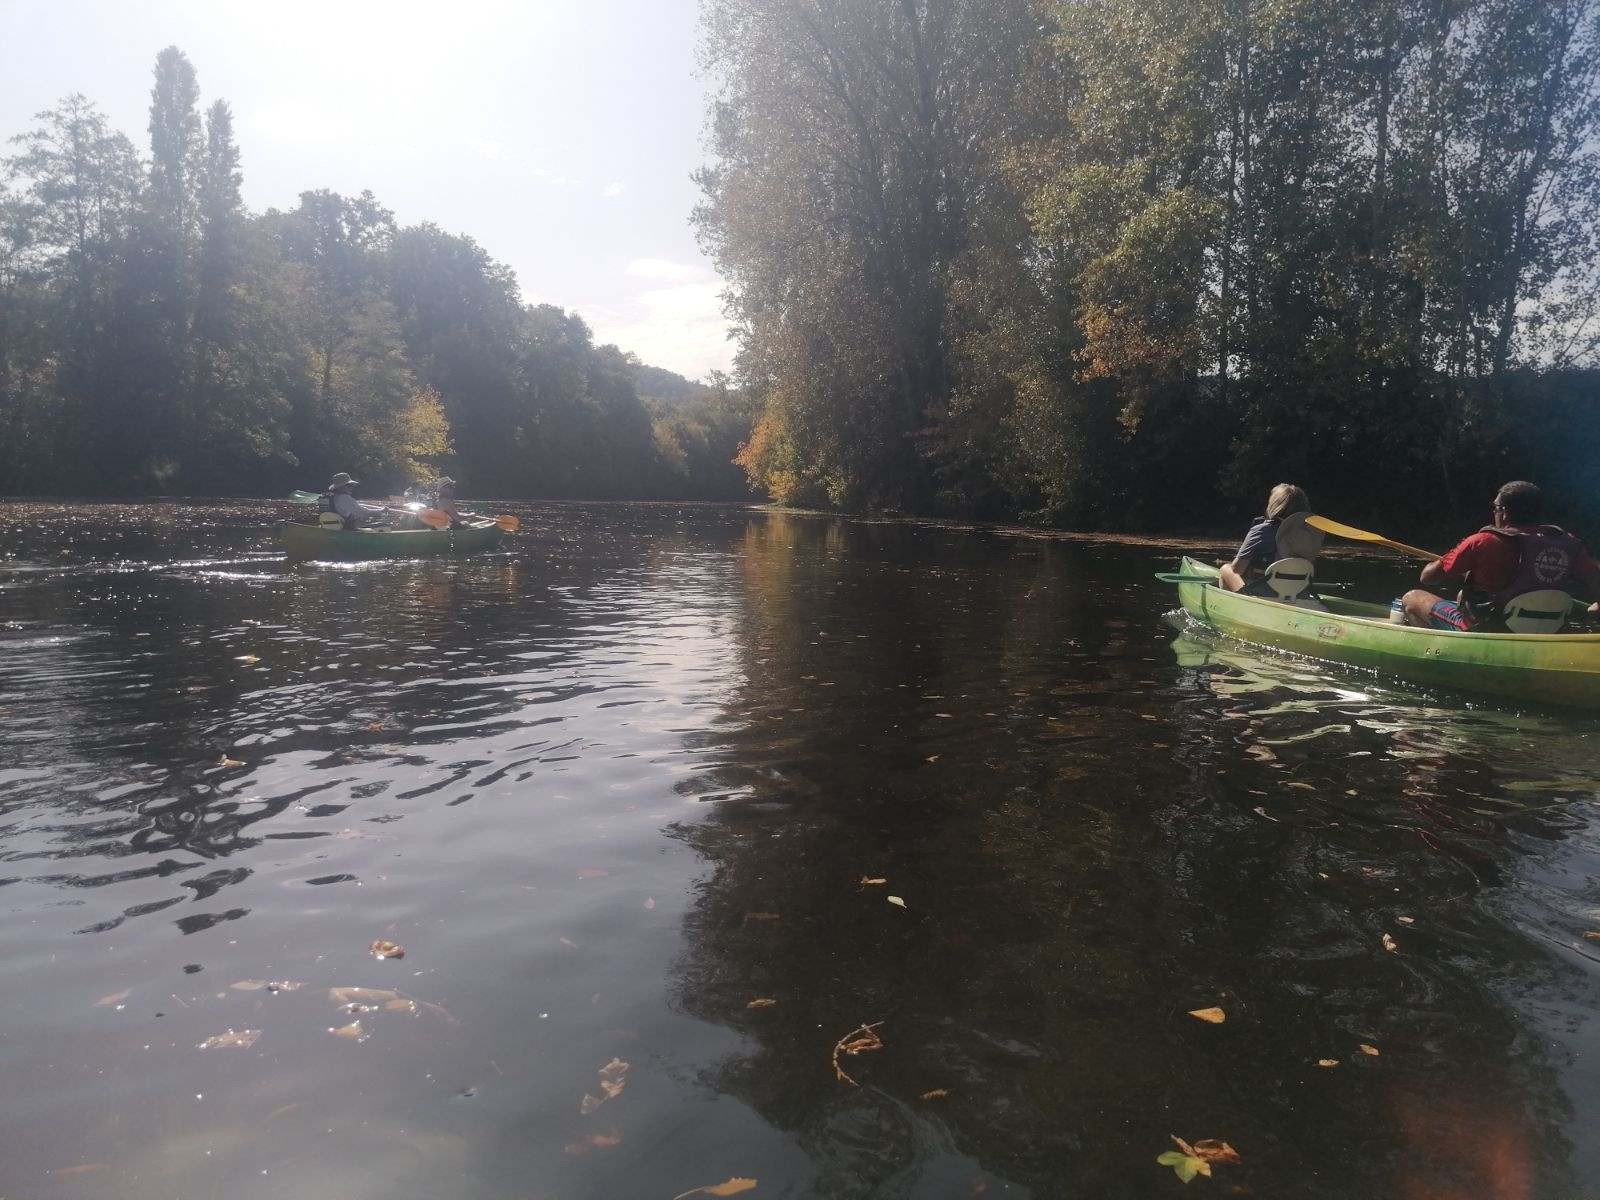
[0,50,754,501]
[700,0,1600,532]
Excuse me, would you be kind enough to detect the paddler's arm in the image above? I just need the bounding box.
[1419,558,1454,588]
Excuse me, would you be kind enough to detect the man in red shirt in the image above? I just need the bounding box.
[1400,481,1600,630]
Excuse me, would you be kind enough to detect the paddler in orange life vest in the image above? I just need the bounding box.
[1399,480,1600,630]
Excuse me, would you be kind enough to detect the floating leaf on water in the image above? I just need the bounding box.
[1397,916,1416,925]
[197,1028,260,1050]
[886,896,907,909]
[329,1020,367,1041]
[920,1088,951,1100]
[564,1130,623,1155]
[1188,1139,1241,1165]
[218,756,244,769]
[95,988,132,1007]
[926,755,940,762]
[370,939,405,960]
[576,868,609,880]
[53,1163,111,1177]
[1381,933,1399,953]
[1285,781,1315,790]
[831,1021,885,1086]
[1156,1150,1210,1183]
[1317,1058,1340,1068]
[234,655,260,664]
[744,912,780,922]
[231,979,268,991]
[1359,1043,1380,1056]
[1583,931,1600,942]
[580,1057,630,1112]
[328,986,401,1007]
[860,877,887,886]
[672,1178,758,1199]
[1252,806,1279,821]
[365,722,387,733]
[746,997,777,1009]
[1187,1007,1226,1024]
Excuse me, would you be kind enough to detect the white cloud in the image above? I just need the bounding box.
[602,181,625,198]
[584,257,736,379]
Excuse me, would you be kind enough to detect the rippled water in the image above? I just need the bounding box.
[3,500,1600,1199]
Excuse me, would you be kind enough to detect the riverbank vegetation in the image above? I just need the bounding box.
[698,0,1600,531]
[1,48,754,501]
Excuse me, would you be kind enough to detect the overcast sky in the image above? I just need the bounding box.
[0,0,734,379]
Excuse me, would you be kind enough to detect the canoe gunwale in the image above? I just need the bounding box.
[1170,556,1600,707]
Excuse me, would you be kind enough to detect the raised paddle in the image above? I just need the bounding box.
[1305,515,1440,562]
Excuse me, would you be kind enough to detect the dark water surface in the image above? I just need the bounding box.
[4,500,1600,1200]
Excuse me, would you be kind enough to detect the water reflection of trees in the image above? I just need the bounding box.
[668,514,1587,1199]
[1,500,689,933]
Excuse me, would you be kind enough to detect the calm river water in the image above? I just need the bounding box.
[3,500,1600,1200]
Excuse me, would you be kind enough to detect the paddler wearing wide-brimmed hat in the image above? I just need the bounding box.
[319,472,387,530]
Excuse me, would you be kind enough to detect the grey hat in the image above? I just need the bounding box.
[328,472,359,489]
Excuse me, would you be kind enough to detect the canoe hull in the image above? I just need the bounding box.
[1171,557,1600,708]
[280,520,502,560]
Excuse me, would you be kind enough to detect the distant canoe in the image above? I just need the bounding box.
[280,519,502,560]
[1168,556,1600,708]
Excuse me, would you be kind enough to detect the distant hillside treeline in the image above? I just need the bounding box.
[0,48,756,501]
[697,0,1600,531]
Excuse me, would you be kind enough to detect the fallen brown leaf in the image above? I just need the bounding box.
[370,939,405,960]
[1317,1058,1339,1068]
[95,988,131,1007]
[672,1179,758,1199]
[580,1057,630,1113]
[832,1021,885,1086]
[1358,1043,1380,1056]
[564,1130,623,1155]
[197,1028,260,1050]
[328,986,400,1008]
[860,877,887,886]
[920,1088,951,1100]
[366,722,387,733]
[218,756,244,769]
[1189,1139,1241,1165]
[1397,915,1416,925]
[234,655,260,664]
[1584,931,1600,942]
[1381,933,1398,953]
[746,997,777,1009]
[1188,1006,1226,1024]
[886,895,907,909]
[329,1020,367,1041]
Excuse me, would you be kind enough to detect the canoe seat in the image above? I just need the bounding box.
[1264,557,1316,602]
[1503,590,1574,634]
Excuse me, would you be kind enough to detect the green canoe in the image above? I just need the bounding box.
[280,518,502,560]
[1169,556,1600,708]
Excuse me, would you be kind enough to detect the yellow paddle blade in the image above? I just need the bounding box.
[1306,515,1439,561]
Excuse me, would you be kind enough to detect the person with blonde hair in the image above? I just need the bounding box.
[1220,483,1323,596]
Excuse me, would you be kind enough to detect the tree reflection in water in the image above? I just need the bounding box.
[666,515,1594,1198]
